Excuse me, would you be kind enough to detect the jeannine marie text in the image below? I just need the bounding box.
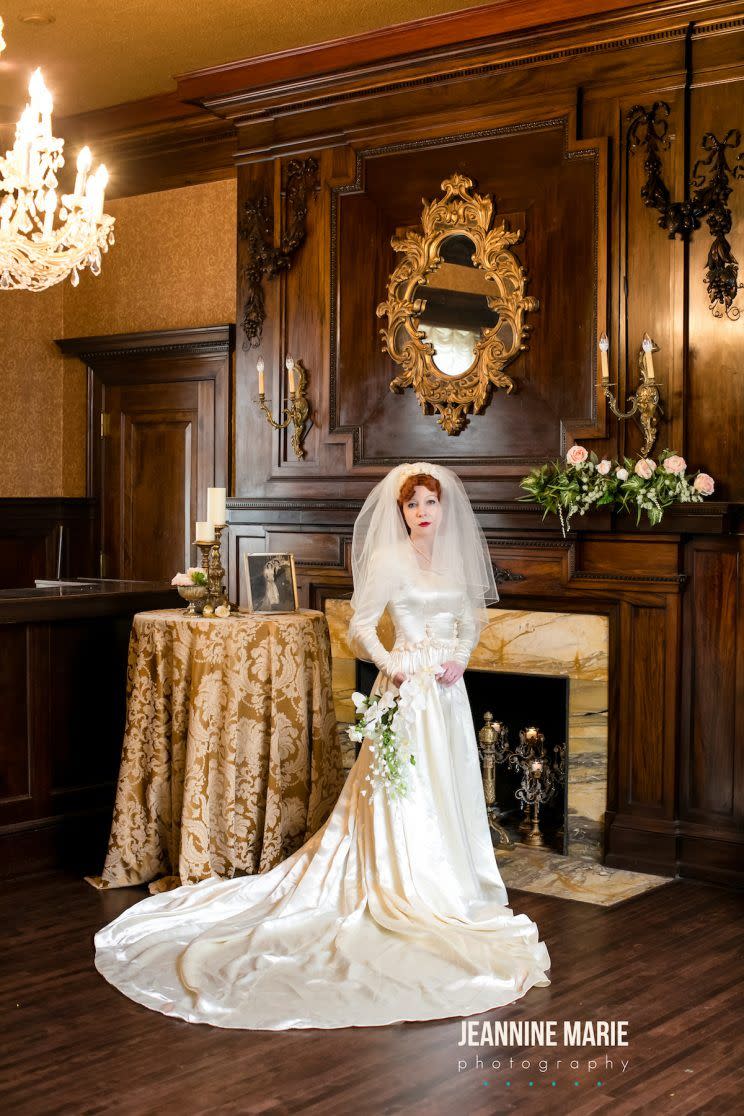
[458,1020,630,1047]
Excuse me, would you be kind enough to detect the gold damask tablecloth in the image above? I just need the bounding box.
[88,608,345,892]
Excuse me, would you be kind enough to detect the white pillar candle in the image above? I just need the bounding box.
[207,487,226,525]
[195,521,215,543]
[642,333,656,381]
[599,332,610,382]
[257,356,265,396]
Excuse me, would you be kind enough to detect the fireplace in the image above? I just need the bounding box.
[326,601,609,862]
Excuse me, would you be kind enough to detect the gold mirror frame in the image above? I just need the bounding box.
[376,173,539,435]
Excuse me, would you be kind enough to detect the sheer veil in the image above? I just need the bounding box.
[349,462,499,648]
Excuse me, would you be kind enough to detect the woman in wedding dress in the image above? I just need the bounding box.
[94,462,551,1030]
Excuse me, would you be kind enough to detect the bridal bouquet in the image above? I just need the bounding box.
[520,445,715,535]
[347,670,437,801]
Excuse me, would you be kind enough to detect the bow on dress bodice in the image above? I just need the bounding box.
[348,562,478,676]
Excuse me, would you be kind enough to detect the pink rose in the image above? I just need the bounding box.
[615,467,629,481]
[693,472,715,496]
[597,459,611,475]
[171,572,193,586]
[566,444,588,466]
[634,458,657,480]
[663,454,686,475]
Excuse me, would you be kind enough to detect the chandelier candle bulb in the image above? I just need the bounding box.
[642,333,656,380]
[257,357,265,396]
[74,147,92,198]
[599,332,610,381]
[195,521,215,544]
[207,487,226,526]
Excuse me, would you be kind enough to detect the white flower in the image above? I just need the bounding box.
[597,459,612,475]
[615,467,629,481]
[351,691,368,712]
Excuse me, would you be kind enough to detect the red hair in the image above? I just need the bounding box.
[397,474,442,528]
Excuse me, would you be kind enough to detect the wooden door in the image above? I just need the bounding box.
[104,379,210,579]
[58,327,231,582]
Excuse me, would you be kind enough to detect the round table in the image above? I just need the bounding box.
[88,608,345,892]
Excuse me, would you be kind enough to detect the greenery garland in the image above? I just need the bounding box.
[520,446,715,536]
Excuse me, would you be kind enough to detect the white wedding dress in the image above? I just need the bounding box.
[94,561,551,1030]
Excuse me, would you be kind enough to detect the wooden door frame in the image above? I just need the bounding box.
[57,326,233,576]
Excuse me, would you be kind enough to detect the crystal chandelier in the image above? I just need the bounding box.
[0,17,115,291]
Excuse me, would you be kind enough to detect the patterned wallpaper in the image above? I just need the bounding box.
[0,287,65,496]
[0,178,236,497]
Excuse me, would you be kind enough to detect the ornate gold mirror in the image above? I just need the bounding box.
[376,174,538,435]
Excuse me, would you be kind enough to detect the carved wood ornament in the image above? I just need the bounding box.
[627,103,744,320]
[239,157,319,349]
[376,174,538,435]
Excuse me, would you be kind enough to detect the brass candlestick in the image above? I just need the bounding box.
[194,540,215,616]
[601,332,664,457]
[478,713,514,848]
[256,355,312,460]
[507,726,565,848]
[207,523,228,610]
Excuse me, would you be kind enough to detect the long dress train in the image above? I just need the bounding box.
[94,565,551,1029]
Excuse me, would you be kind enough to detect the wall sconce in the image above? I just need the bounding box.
[255,354,312,460]
[600,332,664,458]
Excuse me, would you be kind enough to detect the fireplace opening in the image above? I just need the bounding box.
[355,660,569,855]
[464,669,569,855]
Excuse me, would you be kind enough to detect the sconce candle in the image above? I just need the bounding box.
[195,521,215,544]
[257,356,265,397]
[286,355,296,395]
[599,332,610,382]
[207,487,226,526]
[642,333,656,380]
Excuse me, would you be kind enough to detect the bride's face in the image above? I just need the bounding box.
[401,485,442,537]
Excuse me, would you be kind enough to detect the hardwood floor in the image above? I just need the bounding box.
[0,872,742,1115]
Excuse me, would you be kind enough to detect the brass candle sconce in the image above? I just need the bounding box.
[600,332,664,458]
[255,354,312,460]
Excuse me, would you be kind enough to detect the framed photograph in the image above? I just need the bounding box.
[241,552,299,613]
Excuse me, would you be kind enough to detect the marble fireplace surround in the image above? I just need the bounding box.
[325,601,609,862]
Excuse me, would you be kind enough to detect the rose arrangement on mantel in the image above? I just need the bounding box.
[520,446,715,536]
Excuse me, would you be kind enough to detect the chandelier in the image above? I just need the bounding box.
[0,16,115,291]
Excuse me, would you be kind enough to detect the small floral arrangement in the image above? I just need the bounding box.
[171,567,208,587]
[520,445,715,535]
[347,670,437,800]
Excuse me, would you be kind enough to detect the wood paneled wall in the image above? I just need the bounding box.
[39,1,744,885]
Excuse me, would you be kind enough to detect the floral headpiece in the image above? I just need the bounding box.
[395,461,445,497]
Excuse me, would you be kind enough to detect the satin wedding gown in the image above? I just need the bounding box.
[94,560,551,1030]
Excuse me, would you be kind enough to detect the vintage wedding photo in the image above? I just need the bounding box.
[1,2,743,1115]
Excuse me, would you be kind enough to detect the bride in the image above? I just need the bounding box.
[94,462,551,1030]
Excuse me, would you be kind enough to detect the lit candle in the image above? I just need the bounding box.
[74,147,92,198]
[599,332,610,382]
[525,727,538,740]
[29,69,52,136]
[286,355,296,395]
[195,521,215,543]
[257,356,265,396]
[530,761,543,775]
[207,487,226,526]
[642,333,656,381]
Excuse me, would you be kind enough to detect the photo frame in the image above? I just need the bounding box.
[241,552,299,613]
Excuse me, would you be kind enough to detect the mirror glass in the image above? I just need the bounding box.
[413,234,500,377]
